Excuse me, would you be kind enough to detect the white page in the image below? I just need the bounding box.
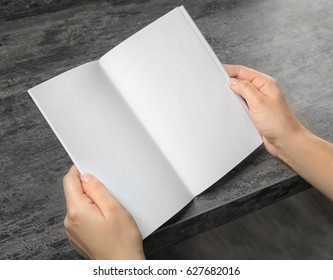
[100,7,263,196]
[28,61,192,238]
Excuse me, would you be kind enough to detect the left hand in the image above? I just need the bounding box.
[63,165,145,260]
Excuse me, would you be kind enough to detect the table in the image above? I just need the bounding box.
[1,0,332,259]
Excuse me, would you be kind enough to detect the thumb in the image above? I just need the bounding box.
[229,78,264,110]
[80,173,120,214]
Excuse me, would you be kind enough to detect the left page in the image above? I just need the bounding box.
[28,61,192,238]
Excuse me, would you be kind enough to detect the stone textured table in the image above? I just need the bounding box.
[1,0,332,259]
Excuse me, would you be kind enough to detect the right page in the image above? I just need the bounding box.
[100,6,263,196]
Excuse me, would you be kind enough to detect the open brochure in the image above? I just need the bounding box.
[28,6,262,238]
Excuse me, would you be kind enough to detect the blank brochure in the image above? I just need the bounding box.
[28,6,262,238]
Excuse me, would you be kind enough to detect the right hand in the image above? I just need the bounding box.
[224,64,305,158]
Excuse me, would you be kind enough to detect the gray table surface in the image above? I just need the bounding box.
[1,0,332,259]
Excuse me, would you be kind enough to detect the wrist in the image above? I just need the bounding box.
[106,244,146,260]
[114,250,146,260]
[275,124,311,165]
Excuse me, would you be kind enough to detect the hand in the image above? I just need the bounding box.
[225,64,333,200]
[63,165,145,260]
[224,64,305,158]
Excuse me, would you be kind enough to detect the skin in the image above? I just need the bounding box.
[63,64,333,259]
[225,64,333,200]
[63,166,145,260]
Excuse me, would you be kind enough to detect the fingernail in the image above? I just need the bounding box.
[80,173,94,183]
[229,78,239,86]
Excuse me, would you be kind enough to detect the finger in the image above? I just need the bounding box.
[80,173,121,215]
[224,64,262,81]
[63,165,84,206]
[224,64,241,77]
[224,64,266,82]
[229,79,264,109]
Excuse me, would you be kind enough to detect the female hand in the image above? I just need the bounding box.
[225,65,333,200]
[63,165,145,260]
[225,64,305,158]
